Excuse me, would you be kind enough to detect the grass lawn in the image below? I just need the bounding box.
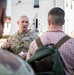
[2,34,10,39]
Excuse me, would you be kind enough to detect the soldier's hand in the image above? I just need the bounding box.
[20,52,27,60]
[1,41,11,49]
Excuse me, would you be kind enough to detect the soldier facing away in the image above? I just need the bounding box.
[0,0,35,75]
[1,15,38,60]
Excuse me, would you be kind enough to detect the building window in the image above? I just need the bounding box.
[70,1,72,9]
[34,0,39,8]
[66,0,68,7]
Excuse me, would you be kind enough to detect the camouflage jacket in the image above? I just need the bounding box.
[0,49,35,75]
[7,30,38,55]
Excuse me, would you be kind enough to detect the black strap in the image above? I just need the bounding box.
[35,35,71,49]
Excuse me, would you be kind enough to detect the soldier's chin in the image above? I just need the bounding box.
[23,29,27,31]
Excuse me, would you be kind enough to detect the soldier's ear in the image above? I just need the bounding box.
[17,21,19,25]
[48,19,50,25]
[63,20,65,24]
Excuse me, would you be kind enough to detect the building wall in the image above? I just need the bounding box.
[64,0,74,37]
[3,23,11,34]
[11,0,64,34]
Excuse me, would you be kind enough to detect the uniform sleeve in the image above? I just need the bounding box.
[7,35,13,42]
[6,35,14,52]
[12,55,35,75]
[33,32,38,39]
[0,49,35,75]
[30,32,38,41]
[26,40,38,60]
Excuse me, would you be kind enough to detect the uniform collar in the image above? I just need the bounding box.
[17,30,30,38]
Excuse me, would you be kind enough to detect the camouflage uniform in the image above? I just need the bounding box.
[7,30,38,55]
[0,48,35,75]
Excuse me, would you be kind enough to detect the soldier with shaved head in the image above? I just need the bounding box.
[1,15,38,60]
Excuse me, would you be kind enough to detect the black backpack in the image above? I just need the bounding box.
[27,35,71,75]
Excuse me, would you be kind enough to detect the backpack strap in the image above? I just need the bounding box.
[35,35,71,49]
[35,37,43,47]
[53,35,71,49]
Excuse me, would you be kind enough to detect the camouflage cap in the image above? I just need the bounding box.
[0,49,35,75]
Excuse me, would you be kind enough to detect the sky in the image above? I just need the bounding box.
[6,0,11,16]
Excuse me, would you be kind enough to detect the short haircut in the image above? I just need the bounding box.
[48,7,65,26]
[18,15,29,22]
[0,0,7,8]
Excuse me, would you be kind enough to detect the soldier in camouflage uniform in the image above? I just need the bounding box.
[0,0,35,75]
[0,49,35,75]
[1,15,38,60]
